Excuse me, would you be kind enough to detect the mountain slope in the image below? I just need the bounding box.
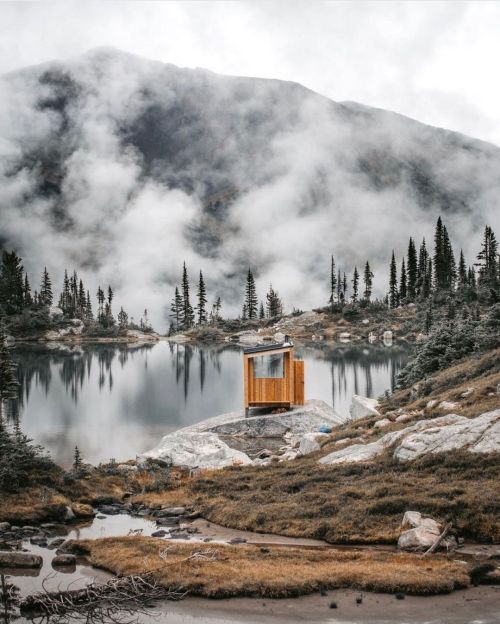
[1,48,499,322]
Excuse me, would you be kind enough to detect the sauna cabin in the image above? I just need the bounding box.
[243,340,305,416]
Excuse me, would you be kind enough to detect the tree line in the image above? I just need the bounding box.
[0,252,152,331]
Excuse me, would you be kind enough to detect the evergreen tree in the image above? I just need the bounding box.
[23,274,33,307]
[399,258,407,302]
[458,249,467,288]
[85,291,93,321]
[78,279,86,318]
[329,255,337,310]
[117,307,128,328]
[363,261,374,303]
[0,251,25,313]
[241,303,248,321]
[442,225,456,290]
[96,286,105,323]
[181,262,195,329]
[433,216,446,290]
[259,301,265,319]
[60,270,70,314]
[266,284,283,318]
[351,266,359,303]
[244,269,258,320]
[476,225,499,293]
[342,272,347,301]
[424,305,433,333]
[196,271,208,325]
[73,445,83,472]
[389,251,398,308]
[416,238,429,298]
[336,269,343,303]
[407,238,417,302]
[170,286,183,330]
[210,297,222,323]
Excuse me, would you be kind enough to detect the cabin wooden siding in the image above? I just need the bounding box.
[243,346,304,409]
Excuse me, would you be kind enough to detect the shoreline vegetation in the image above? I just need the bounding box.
[0,217,499,615]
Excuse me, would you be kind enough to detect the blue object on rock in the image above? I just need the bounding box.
[319,425,332,434]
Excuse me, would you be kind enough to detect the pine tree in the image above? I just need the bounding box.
[458,249,467,287]
[433,216,446,290]
[23,274,33,307]
[407,238,417,302]
[259,301,265,319]
[342,272,347,301]
[389,251,398,308]
[117,307,128,328]
[336,269,343,303]
[78,279,86,318]
[399,258,407,303]
[170,286,183,330]
[329,255,337,310]
[476,225,499,292]
[39,266,53,308]
[73,445,83,471]
[60,270,70,314]
[442,225,456,290]
[210,297,222,323]
[96,286,105,323]
[266,284,283,318]
[0,251,25,313]
[242,304,248,321]
[244,269,258,320]
[181,263,195,329]
[85,291,93,321]
[416,238,429,298]
[363,261,374,303]
[196,271,208,325]
[424,305,433,333]
[351,266,359,303]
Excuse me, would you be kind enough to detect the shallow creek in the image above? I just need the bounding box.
[2,513,499,624]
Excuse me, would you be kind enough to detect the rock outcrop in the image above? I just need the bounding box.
[398,511,456,552]
[140,431,252,469]
[320,410,500,465]
[349,395,380,420]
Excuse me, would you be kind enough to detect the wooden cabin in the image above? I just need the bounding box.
[243,340,304,416]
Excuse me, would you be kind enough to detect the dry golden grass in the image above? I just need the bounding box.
[0,488,71,524]
[383,349,500,417]
[70,536,470,597]
[189,449,500,544]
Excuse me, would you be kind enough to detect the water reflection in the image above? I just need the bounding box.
[8,342,409,467]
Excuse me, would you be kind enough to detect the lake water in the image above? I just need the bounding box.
[9,341,410,467]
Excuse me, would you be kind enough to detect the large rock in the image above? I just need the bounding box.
[398,510,456,552]
[140,431,252,469]
[319,412,499,465]
[349,395,380,421]
[0,552,43,568]
[297,432,329,456]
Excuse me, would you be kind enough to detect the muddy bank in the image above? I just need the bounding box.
[137,587,500,624]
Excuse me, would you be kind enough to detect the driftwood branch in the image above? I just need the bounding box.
[20,573,185,623]
[421,522,453,557]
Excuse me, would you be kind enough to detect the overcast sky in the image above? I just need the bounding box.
[0,1,499,145]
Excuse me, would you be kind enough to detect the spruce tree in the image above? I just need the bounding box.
[39,266,54,308]
[23,274,33,307]
[196,271,208,325]
[212,297,222,323]
[242,304,248,321]
[351,266,359,303]
[458,249,467,287]
[181,262,195,329]
[60,270,70,314]
[389,251,398,308]
[329,255,337,310]
[244,269,258,320]
[78,279,86,318]
[96,286,105,323]
[336,269,343,303]
[442,225,456,289]
[407,238,417,302]
[117,307,128,328]
[363,261,374,303]
[433,216,446,290]
[476,225,499,292]
[0,251,25,312]
[416,238,429,298]
[342,273,347,301]
[399,258,407,303]
[170,286,183,330]
[266,285,283,318]
[85,291,93,321]
[259,301,265,319]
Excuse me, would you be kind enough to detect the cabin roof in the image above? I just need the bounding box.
[243,341,293,355]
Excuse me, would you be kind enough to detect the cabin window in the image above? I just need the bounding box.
[253,353,285,378]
